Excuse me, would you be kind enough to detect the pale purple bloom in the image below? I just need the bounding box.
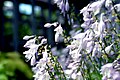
[101,59,120,80]
[31,55,36,66]
[88,0,105,15]
[54,0,61,4]
[65,0,69,12]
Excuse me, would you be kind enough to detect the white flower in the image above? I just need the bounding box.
[23,38,36,48]
[23,44,40,65]
[70,49,81,59]
[100,62,120,80]
[71,72,77,79]
[54,0,62,4]
[32,52,50,80]
[105,43,114,53]
[31,55,36,66]
[23,35,34,40]
[42,52,48,61]
[101,63,113,76]
[33,71,50,80]
[44,23,52,28]
[86,41,94,53]
[54,24,63,34]
[55,32,63,42]
[92,45,98,57]
[98,13,106,35]
[23,50,33,60]
[105,0,112,9]
[76,71,83,80]
[64,69,73,75]
[66,45,76,50]
[44,22,58,28]
[80,4,90,14]
[41,38,47,44]
[59,0,65,12]
[54,24,63,42]
[112,71,120,80]
[88,0,105,15]
[114,4,120,12]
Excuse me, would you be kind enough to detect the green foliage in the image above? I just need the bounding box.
[0,52,33,80]
[18,23,32,39]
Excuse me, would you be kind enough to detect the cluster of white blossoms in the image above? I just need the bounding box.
[23,0,120,80]
[44,22,64,42]
[64,0,120,79]
[23,23,68,80]
[23,36,51,80]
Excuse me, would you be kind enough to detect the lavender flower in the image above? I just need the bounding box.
[53,0,70,15]
[101,59,120,80]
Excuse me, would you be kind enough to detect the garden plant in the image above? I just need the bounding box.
[23,0,120,80]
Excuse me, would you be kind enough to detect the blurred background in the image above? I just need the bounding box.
[0,0,90,80]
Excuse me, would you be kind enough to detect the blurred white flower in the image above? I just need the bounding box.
[23,35,34,40]
[44,22,58,28]
[53,0,62,4]
[44,23,53,28]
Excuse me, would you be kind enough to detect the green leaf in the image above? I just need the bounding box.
[0,74,8,80]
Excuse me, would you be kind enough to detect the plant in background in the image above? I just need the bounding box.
[0,52,33,80]
[23,0,120,80]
